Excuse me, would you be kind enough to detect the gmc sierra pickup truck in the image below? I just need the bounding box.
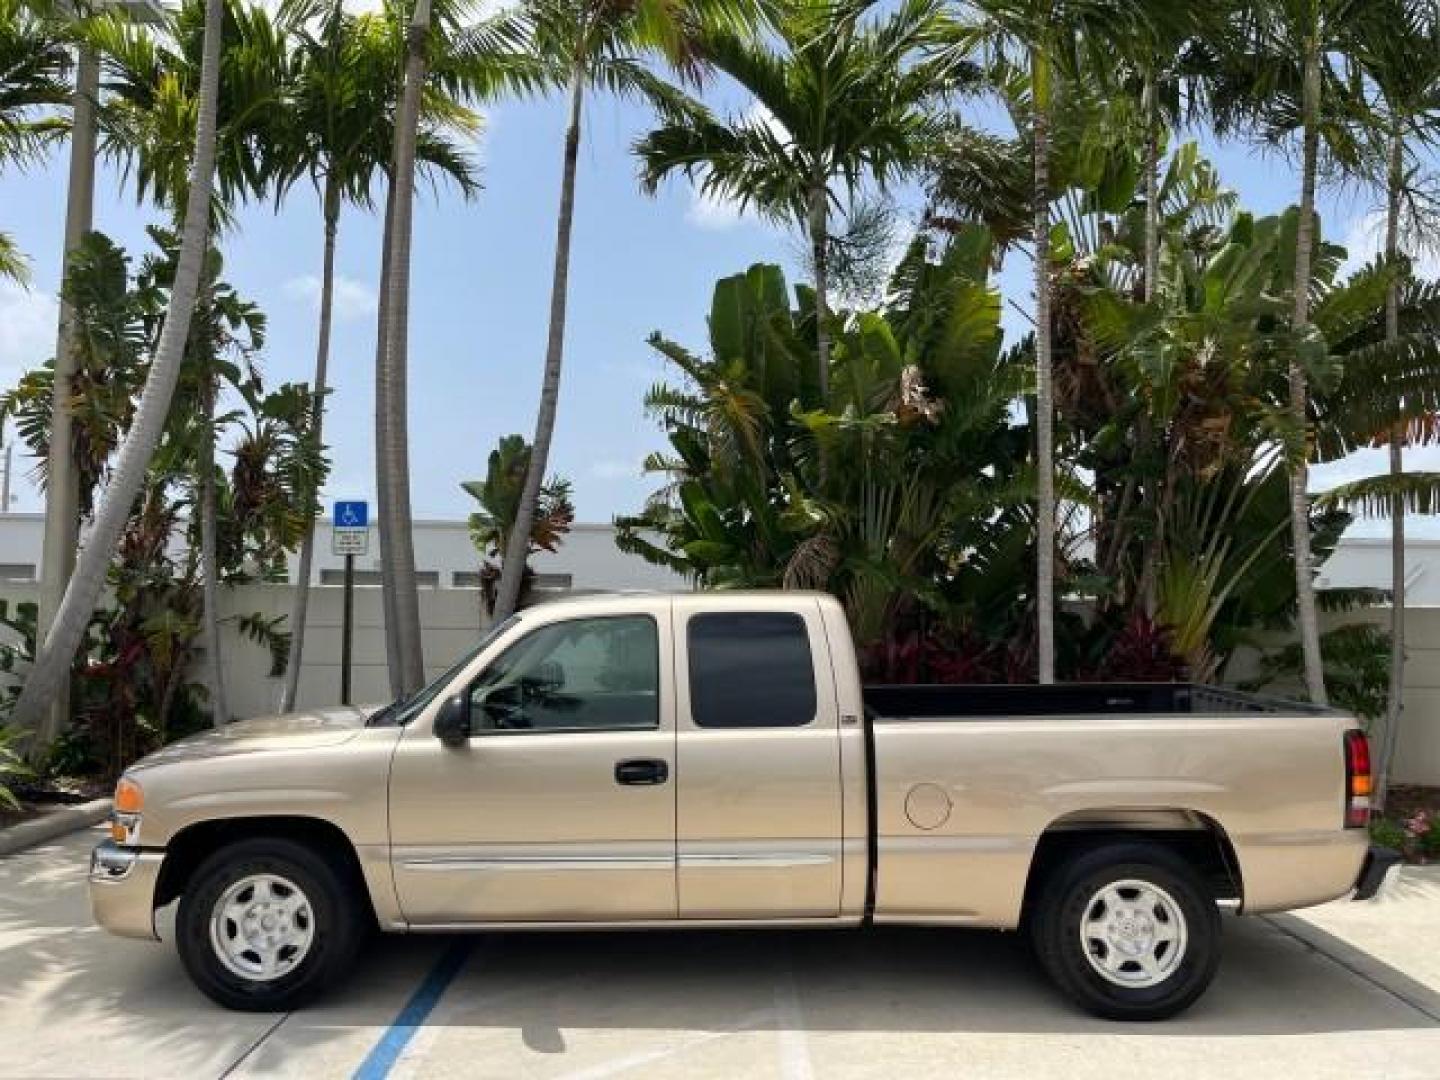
[90,591,1399,1020]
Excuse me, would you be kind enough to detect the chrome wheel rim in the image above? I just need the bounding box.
[1079,878,1187,989]
[209,873,315,982]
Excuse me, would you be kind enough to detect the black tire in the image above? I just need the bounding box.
[1029,842,1221,1021]
[176,837,364,1011]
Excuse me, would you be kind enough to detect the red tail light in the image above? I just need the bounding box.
[1344,730,1372,829]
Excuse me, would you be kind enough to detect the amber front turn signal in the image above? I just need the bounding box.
[114,777,143,814]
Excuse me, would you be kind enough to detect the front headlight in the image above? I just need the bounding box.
[111,777,143,845]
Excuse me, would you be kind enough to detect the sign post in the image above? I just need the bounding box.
[331,501,370,706]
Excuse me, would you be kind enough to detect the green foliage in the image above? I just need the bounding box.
[234,611,291,678]
[621,226,1046,653]
[0,724,31,811]
[461,435,574,610]
[636,0,956,229]
[1372,809,1440,862]
[1370,816,1406,853]
[462,435,575,560]
[0,228,323,772]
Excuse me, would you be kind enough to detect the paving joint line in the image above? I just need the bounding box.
[217,1010,294,1079]
[1260,914,1440,1024]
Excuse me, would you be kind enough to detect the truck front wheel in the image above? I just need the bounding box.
[1030,842,1221,1020]
[176,837,363,1011]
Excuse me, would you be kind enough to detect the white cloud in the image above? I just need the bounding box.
[0,282,58,392]
[1338,211,1440,280]
[686,187,748,231]
[589,459,636,480]
[284,274,378,322]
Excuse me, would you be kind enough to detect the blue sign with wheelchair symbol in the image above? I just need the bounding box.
[334,501,368,529]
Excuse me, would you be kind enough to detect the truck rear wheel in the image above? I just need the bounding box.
[1030,841,1221,1020]
[176,838,362,1011]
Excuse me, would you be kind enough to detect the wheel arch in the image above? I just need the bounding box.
[1020,808,1243,926]
[155,815,378,928]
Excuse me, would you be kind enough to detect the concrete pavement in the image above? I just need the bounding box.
[3,826,1438,1080]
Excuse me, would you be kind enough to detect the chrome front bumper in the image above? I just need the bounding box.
[89,840,165,941]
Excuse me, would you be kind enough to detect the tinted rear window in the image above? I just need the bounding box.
[687,612,817,728]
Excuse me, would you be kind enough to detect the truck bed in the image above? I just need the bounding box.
[862,682,1338,719]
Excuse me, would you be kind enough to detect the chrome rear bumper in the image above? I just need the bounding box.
[89,840,164,940]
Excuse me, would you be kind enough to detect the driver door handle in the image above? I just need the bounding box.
[615,758,669,786]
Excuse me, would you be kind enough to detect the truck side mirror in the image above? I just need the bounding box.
[433,693,471,747]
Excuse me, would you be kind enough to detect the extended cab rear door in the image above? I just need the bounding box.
[672,595,846,919]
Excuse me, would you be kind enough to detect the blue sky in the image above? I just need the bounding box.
[2,72,1435,536]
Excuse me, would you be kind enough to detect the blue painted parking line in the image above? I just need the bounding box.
[352,940,473,1080]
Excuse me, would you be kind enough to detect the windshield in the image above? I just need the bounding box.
[368,616,520,727]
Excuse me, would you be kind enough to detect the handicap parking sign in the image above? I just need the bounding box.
[334,501,368,529]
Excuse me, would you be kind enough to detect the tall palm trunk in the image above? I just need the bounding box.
[1033,51,1056,685]
[281,174,341,712]
[199,376,228,727]
[1141,73,1160,301]
[1135,70,1161,617]
[492,62,586,623]
[809,179,831,402]
[374,182,402,695]
[1288,41,1327,705]
[1378,122,1406,809]
[35,44,99,754]
[375,0,431,694]
[10,0,226,747]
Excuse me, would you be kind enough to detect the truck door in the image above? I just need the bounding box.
[388,600,677,924]
[673,598,844,918]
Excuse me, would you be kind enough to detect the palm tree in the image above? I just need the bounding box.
[1340,0,1440,803]
[636,0,948,403]
[1206,0,1374,704]
[952,0,1148,682]
[373,0,538,694]
[486,0,770,626]
[274,0,481,710]
[10,0,226,746]
[92,0,290,725]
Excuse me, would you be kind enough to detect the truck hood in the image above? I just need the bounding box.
[130,704,380,770]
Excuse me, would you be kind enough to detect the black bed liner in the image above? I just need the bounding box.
[861,682,1339,719]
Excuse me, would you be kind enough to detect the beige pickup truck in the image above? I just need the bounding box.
[90,591,1397,1020]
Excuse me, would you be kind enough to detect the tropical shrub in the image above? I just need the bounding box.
[620,227,1072,666]
[0,230,322,772]
[462,434,574,616]
[0,725,32,811]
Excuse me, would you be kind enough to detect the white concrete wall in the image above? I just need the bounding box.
[0,513,687,592]
[1325,607,1440,788]
[214,582,493,716]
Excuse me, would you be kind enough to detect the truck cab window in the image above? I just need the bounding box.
[688,612,817,728]
[469,615,659,732]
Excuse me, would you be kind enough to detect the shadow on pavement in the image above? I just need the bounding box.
[373,918,1440,1040]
